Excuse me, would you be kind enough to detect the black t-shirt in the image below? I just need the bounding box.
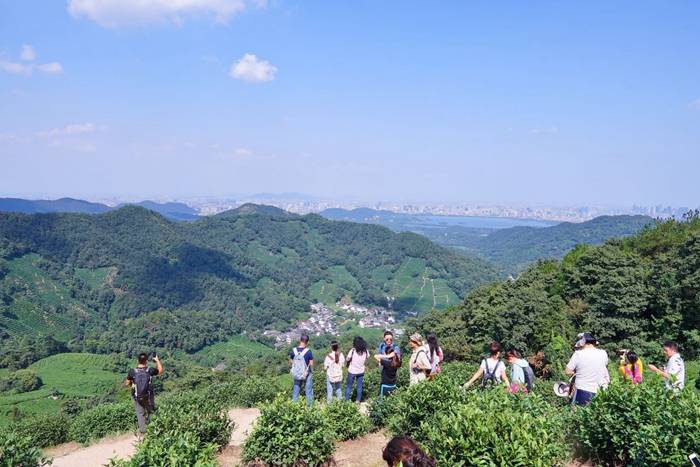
[126,366,158,397]
[380,359,398,386]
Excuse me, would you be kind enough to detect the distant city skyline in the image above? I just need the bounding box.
[1,1,699,206]
[0,191,692,223]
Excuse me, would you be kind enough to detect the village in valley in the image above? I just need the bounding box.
[263,300,403,348]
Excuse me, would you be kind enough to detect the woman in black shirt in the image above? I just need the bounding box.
[375,346,400,396]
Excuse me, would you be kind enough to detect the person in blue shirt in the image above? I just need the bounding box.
[289,334,314,405]
[378,330,401,359]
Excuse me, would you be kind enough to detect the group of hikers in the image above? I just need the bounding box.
[289,330,444,404]
[288,330,687,408]
[121,330,686,452]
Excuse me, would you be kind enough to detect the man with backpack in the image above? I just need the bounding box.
[289,334,314,405]
[125,353,164,435]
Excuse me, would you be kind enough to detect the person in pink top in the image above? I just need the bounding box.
[345,336,369,402]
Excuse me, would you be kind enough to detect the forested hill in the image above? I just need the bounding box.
[464,215,655,273]
[412,213,700,362]
[0,205,497,358]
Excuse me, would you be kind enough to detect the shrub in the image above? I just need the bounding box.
[108,390,233,467]
[0,369,42,394]
[69,401,136,444]
[0,430,52,467]
[321,400,371,441]
[108,432,219,467]
[242,397,335,466]
[575,382,700,466]
[146,391,232,449]
[419,390,571,466]
[10,413,70,448]
[206,377,284,408]
[367,392,402,430]
[387,376,468,436]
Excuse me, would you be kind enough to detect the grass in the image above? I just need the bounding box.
[196,336,275,368]
[0,353,125,426]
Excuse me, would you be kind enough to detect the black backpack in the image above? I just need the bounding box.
[133,367,153,403]
[480,359,502,388]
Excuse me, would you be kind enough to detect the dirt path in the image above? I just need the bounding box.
[47,433,138,467]
[333,431,389,467]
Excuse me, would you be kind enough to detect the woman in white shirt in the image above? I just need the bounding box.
[323,341,346,402]
[408,333,432,385]
[344,336,369,402]
[464,341,510,389]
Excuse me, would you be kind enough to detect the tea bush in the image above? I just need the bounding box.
[321,400,371,441]
[420,390,571,466]
[108,390,232,467]
[108,431,219,467]
[242,397,335,466]
[8,412,70,448]
[387,376,468,436]
[575,382,700,466]
[207,376,285,408]
[69,400,136,444]
[367,391,402,430]
[146,391,232,449]
[0,430,52,467]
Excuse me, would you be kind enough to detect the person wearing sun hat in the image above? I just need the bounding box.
[564,332,609,405]
[408,333,432,386]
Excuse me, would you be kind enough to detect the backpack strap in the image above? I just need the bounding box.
[483,359,491,374]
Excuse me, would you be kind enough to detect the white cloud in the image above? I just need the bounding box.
[36,62,64,74]
[229,53,277,83]
[0,46,63,76]
[38,123,97,139]
[689,98,700,110]
[0,61,33,75]
[68,0,263,28]
[20,44,36,61]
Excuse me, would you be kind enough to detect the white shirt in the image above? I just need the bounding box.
[664,353,685,390]
[480,357,506,383]
[347,348,368,375]
[566,347,609,393]
[409,345,432,385]
[323,352,346,379]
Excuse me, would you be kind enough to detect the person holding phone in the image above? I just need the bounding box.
[125,352,164,436]
[648,341,685,392]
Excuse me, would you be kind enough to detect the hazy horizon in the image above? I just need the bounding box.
[2,1,699,207]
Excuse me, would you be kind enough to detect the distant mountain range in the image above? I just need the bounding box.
[321,208,655,273]
[0,198,199,221]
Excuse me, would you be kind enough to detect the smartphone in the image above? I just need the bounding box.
[690,453,700,467]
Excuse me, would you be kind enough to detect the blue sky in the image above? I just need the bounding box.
[1,0,698,206]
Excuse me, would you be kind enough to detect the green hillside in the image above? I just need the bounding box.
[0,353,124,424]
[412,212,700,361]
[458,215,655,273]
[0,205,497,359]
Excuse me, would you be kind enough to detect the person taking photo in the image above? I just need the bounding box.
[125,353,164,436]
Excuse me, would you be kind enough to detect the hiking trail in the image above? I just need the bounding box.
[46,406,389,467]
